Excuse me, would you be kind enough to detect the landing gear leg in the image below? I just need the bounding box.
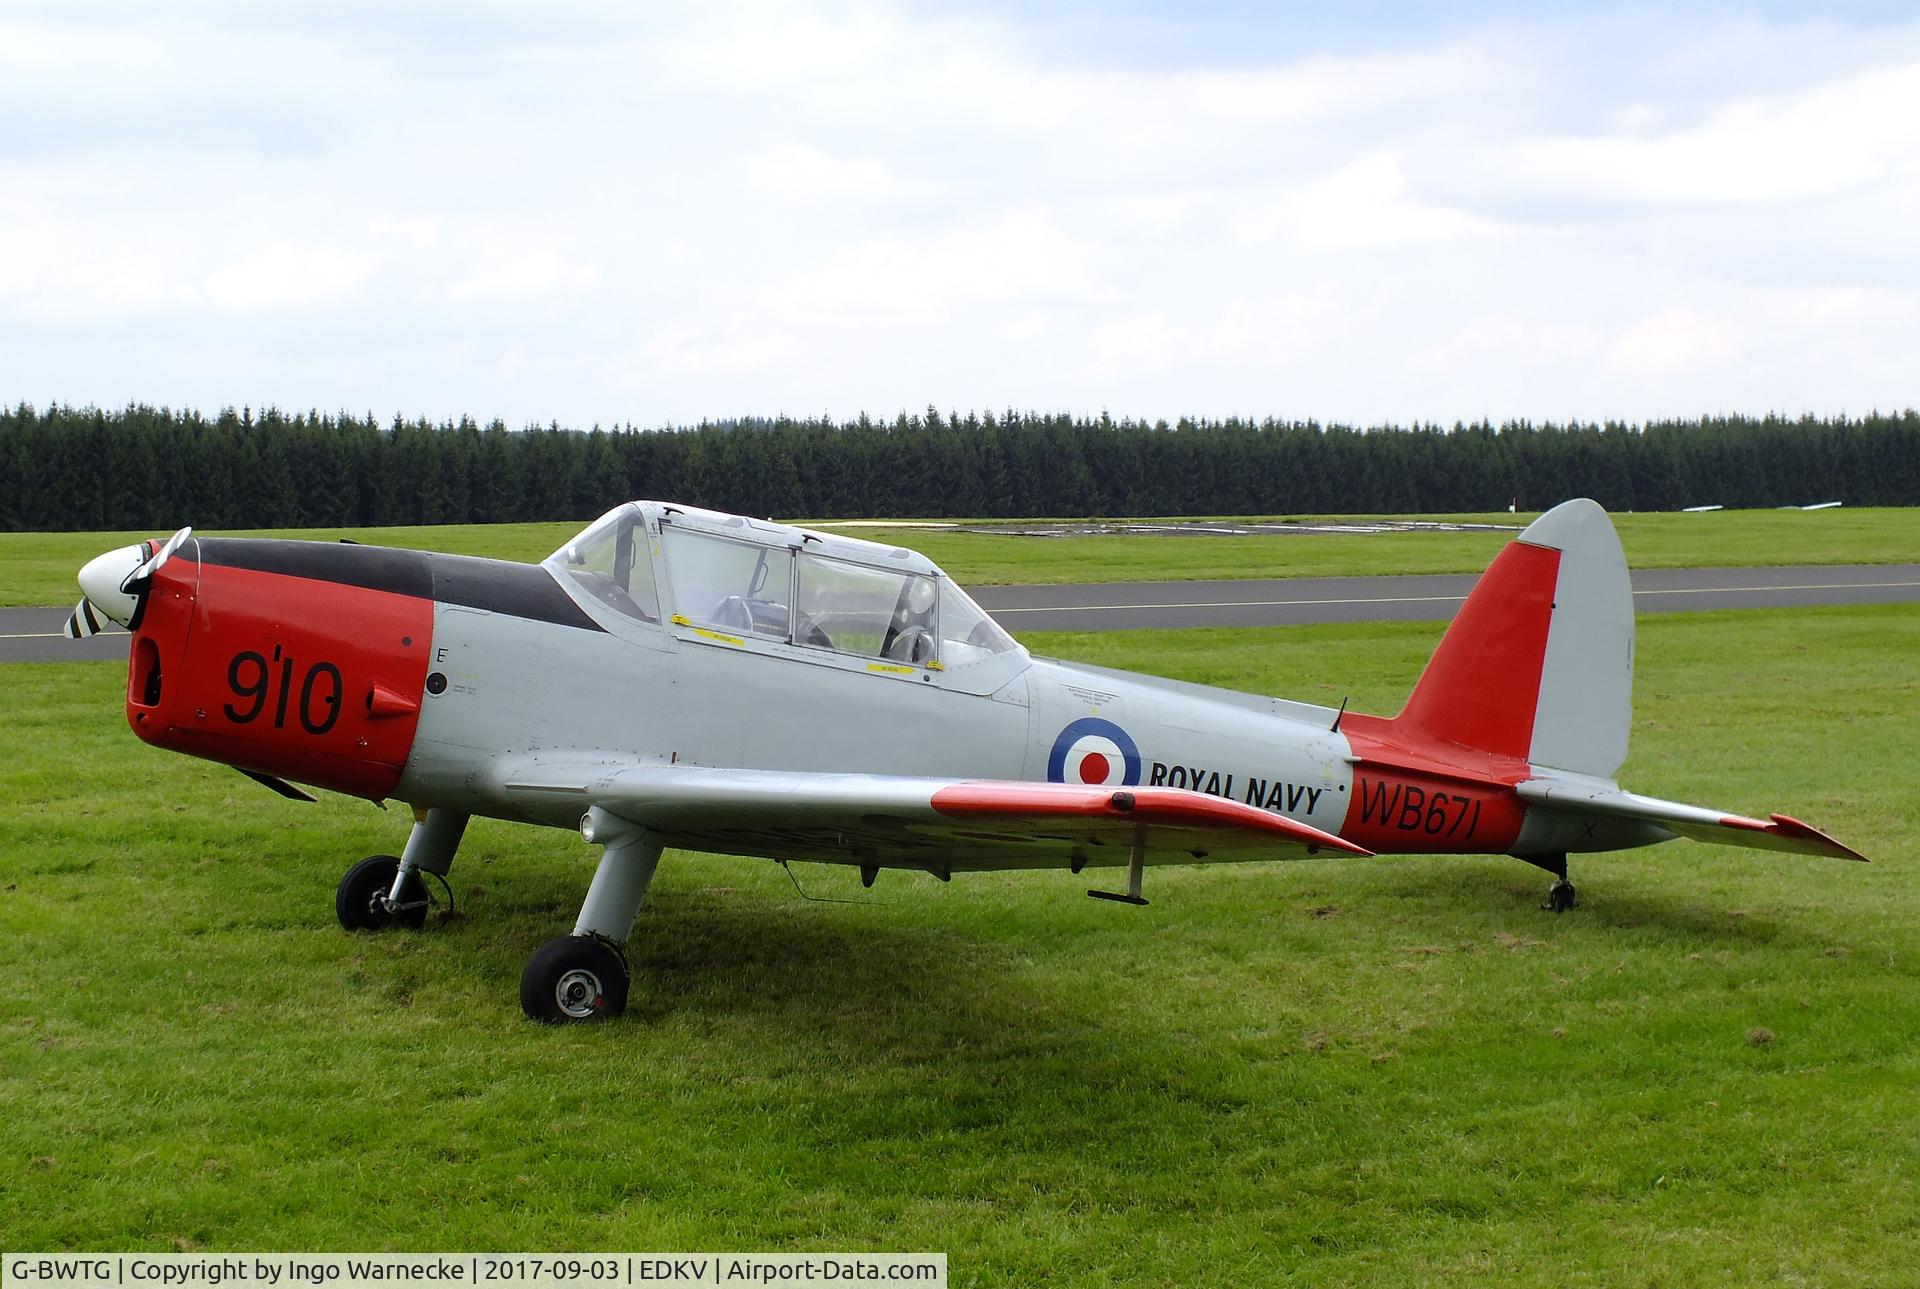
[520,808,664,1024]
[393,806,467,913]
[1516,851,1577,913]
[336,807,469,931]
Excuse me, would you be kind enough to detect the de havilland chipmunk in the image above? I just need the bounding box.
[63,498,1865,1022]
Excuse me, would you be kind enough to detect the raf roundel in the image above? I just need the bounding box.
[1046,716,1142,787]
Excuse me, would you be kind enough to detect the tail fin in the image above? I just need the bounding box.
[1395,499,1633,778]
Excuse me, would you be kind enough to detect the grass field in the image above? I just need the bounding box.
[3,604,1915,1283]
[4,507,1917,606]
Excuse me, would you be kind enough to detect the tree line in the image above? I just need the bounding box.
[1,402,1916,532]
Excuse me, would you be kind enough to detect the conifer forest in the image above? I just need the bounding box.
[2,403,1915,531]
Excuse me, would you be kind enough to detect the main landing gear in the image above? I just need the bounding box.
[1517,851,1578,913]
[520,806,664,1025]
[336,807,468,931]
[335,804,661,1024]
[1545,879,1578,913]
[520,935,629,1023]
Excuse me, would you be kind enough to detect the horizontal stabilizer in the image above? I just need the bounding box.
[1517,778,1866,862]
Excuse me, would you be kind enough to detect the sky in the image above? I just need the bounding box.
[3,1,1918,429]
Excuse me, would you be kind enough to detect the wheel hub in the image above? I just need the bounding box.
[554,968,604,1018]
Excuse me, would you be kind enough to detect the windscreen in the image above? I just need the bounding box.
[938,579,1017,664]
[551,507,659,623]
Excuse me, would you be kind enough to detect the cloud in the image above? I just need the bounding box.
[1240,153,1505,250]
[0,206,199,322]
[1086,296,1352,378]
[202,242,374,312]
[1,4,1918,427]
[1752,285,1920,329]
[764,209,1110,325]
[1411,316,1603,377]
[1604,287,1920,378]
[1511,61,1920,204]
[742,144,911,203]
[445,246,599,302]
[624,318,803,381]
[1606,305,1747,376]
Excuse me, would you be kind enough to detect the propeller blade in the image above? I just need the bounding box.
[63,598,104,639]
[123,526,193,591]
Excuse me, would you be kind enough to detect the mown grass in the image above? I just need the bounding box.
[876,506,1920,588]
[4,508,1917,605]
[0,522,572,608]
[2,604,1915,1282]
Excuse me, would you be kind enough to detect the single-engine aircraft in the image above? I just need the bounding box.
[63,498,1865,1022]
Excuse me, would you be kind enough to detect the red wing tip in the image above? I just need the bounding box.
[1720,811,1868,861]
[1768,813,1870,862]
[932,782,1371,856]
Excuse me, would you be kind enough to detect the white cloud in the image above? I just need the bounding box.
[1240,153,1505,250]
[1411,316,1602,377]
[764,209,1109,325]
[625,319,803,381]
[1512,61,1920,204]
[1751,285,1920,329]
[742,144,910,203]
[1606,305,1746,376]
[1087,296,1352,378]
[934,40,1500,147]
[0,19,167,83]
[1,4,1918,426]
[202,242,374,312]
[1603,287,1920,380]
[0,207,200,321]
[446,247,599,302]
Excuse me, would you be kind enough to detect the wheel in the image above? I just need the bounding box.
[335,855,429,931]
[521,936,630,1023]
[1545,879,1578,913]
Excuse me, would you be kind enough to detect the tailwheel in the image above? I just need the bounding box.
[521,935,630,1023]
[335,854,430,931]
[1544,879,1578,913]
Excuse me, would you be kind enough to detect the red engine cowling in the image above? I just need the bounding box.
[127,549,433,799]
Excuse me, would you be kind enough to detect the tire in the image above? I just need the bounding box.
[335,855,429,931]
[520,936,630,1023]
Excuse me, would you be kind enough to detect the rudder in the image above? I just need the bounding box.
[1394,499,1633,778]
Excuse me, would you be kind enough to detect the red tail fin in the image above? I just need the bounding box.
[1375,499,1634,778]
[1396,539,1561,760]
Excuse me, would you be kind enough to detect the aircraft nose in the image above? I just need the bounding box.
[76,543,149,627]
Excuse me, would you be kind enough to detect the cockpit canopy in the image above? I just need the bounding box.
[546,502,1021,669]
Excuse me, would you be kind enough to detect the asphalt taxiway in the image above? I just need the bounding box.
[968,564,1920,632]
[5,564,1917,662]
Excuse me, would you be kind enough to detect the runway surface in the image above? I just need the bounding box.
[971,564,1920,632]
[5,564,1917,662]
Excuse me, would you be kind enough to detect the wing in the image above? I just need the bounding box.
[1516,778,1867,862]
[499,760,1370,875]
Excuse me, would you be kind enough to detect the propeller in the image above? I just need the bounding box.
[62,526,193,639]
[62,597,110,639]
[126,525,192,588]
